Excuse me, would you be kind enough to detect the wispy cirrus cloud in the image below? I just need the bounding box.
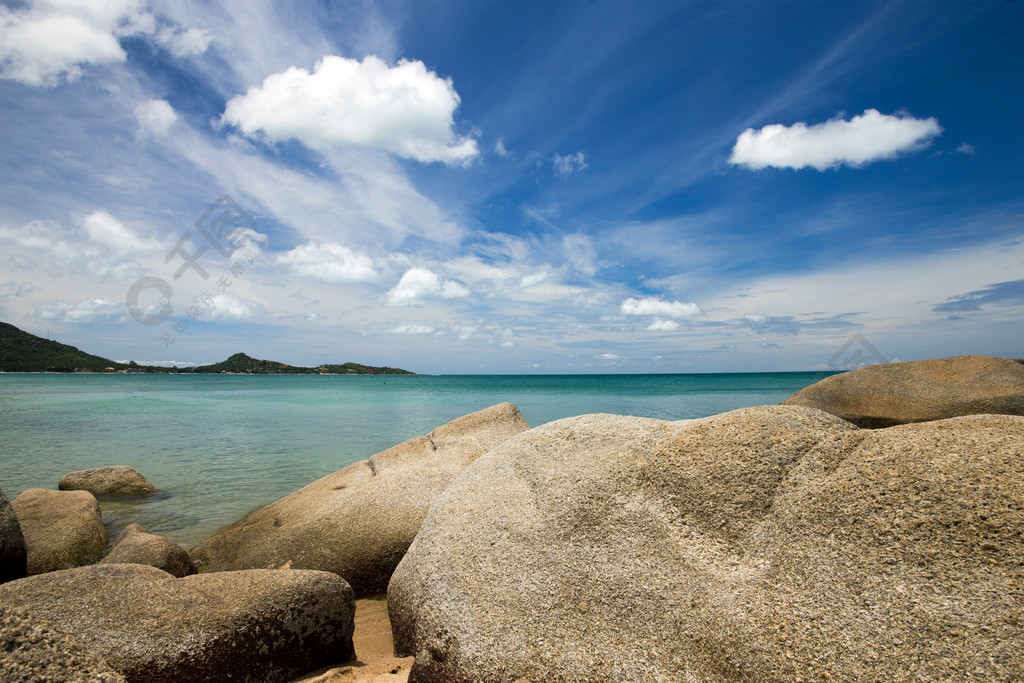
[933,279,1024,314]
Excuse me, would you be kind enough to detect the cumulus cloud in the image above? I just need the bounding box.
[134,99,178,137]
[621,296,702,319]
[198,294,260,321]
[553,151,587,176]
[82,209,158,256]
[277,242,376,283]
[646,319,680,331]
[956,143,976,155]
[221,55,479,164]
[0,213,157,280]
[0,0,154,86]
[386,266,469,305]
[729,109,942,171]
[35,298,121,323]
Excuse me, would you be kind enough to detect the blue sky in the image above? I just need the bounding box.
[1,0,1022,373]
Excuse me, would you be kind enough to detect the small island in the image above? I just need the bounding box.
[0,322,414,375]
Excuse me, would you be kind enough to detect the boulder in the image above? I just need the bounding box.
[782,354,1024,427]
[192,402,529,595]
[59,466,157,495]
[99,524,196,577]
[388,407,1024,681]
[0,605,125,682]
[0,486,27,583]
[0,563,356,682]
[12,488,106,575]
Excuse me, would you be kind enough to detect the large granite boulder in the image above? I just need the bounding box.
[99,524,196,577]
[12,488,106,575]
[388,406,1024,681]
[192,402,529,595]
[782,354,1024,427]
[0,563,356,682]
[0,487,27,583]
[0,605,125,682]
[59,466,157,495]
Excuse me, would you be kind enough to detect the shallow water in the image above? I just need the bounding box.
[0,371,834,548]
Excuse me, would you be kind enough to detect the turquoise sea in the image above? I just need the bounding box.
[0,372,835,549]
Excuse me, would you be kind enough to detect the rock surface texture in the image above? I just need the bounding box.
[0,486,27,583]
[782,354,1024,427]
[99,523,196,577]
[0,605,125,682]
[59,466,157,495]
[192,402,530,595]
[12,488,106,575]
[0,563,356,683]
[389,406,1024,682]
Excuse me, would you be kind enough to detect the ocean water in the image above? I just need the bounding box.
[0,371,835,549]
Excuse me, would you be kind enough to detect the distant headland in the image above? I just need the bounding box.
[0,322,414,375]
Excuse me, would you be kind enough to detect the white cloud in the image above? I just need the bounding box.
[221,55,479,164]
[646,319,680,331]
[0,213,157,281]
[199,294,260,321]
[553,151,588,176]
[621,296,702,319]
[956,143,976,155]
[562,233,598,276]
[134,99,178,137]
[386,266,469,305]
[597,353,619,360]
[277,242,376,283]
[156,25,211,57]
[729,109,942,171]
[35,298,121,323]
[494,138,510,157]
[0,0,154,86]
[388,323,436,335]
[453,324,477,341]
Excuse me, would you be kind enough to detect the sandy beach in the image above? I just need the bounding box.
[294,595,413,683]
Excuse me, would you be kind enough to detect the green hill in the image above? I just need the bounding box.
[188,352,414,375]
[0,322,414,375]
[0,322,126,372]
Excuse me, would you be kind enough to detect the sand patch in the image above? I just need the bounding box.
[294,595,412,683]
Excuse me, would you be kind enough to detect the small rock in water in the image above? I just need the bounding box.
[59,466,157,496]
